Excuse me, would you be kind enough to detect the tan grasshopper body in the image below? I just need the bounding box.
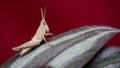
[12,8,53,56]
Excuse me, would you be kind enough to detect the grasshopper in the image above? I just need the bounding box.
[12,8,53,56]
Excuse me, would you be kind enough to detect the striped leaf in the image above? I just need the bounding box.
[84,46,120,68]
[1,26,120,68]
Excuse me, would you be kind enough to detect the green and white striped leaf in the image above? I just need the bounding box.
[84,46,120,68]
[1,26,120,68]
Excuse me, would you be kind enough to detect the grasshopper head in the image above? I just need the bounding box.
[41,18,50,34]
[40,8,50,34]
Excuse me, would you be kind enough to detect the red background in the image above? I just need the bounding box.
[0,0,120,65]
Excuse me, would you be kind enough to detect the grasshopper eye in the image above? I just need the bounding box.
[43,22,46,25]
[45,30,49,34]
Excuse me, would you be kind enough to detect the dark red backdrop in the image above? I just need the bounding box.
[0,0,120,65]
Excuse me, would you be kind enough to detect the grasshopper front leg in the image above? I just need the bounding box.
[45,33,53,36]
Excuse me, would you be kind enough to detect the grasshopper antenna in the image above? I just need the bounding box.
[41,0,47,19]
[40,7,46,19]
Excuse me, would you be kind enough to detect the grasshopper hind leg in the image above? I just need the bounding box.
[20,47,33,56]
